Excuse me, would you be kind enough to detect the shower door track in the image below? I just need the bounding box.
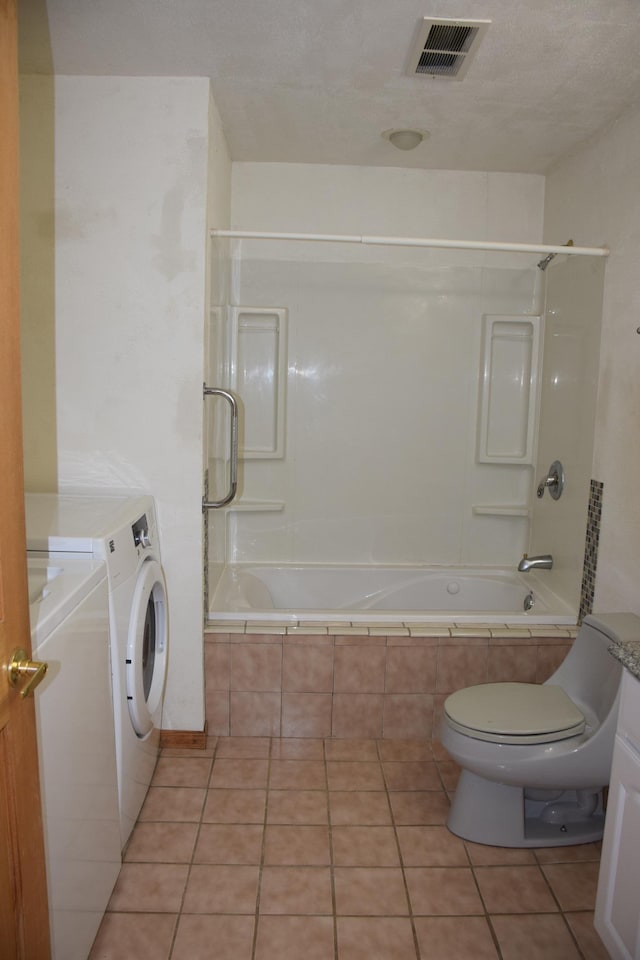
[210,229,609,259]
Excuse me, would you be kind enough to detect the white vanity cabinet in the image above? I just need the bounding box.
[595,669,640,959]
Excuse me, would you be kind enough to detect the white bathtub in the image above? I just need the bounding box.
[208,564,576,625]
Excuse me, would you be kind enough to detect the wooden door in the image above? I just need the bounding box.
[0,0,51,955]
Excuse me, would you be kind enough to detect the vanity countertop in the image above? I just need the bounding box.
[608,637,640,682]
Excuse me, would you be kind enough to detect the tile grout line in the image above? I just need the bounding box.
[323,738,340,960]
[376,741,422,960]
[460,828,540,960]
[166,744,217,960]
[561,909,593,960]
[467,852,505,960]
[433,753,451,796]
[534,857,591,960]
[249,739,273,960]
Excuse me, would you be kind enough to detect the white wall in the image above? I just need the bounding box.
[20,74,57,490]
[544,103,640,615]
[223,164,545,570]
[232,165,544,243]
[52,76,213,730]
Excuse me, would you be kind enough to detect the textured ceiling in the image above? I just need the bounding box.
[18,0,640,173]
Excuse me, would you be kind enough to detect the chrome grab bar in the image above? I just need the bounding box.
[202,385,239,509]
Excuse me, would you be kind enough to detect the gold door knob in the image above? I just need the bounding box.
[7,648,48,698]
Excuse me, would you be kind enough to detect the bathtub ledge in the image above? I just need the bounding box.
[206,621,247,633]
[204,620,577,640]
[245,623,288,635]
[407,627,453,638]
[450,628,493,639]
[488,627,533,639]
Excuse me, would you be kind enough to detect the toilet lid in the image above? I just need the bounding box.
[444,682,586,744]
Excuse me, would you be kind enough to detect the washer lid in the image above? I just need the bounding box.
[444,682,586,744]
[25,492,152,553]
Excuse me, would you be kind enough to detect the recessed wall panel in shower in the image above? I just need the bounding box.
[230,307,288,459]
[477,314,541,464]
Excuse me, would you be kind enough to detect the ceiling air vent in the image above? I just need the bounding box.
[408,17,490,80]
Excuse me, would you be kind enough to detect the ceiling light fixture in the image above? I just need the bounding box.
[382,128,429,151]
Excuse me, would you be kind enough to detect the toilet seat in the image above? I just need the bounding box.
[444,682,586,744]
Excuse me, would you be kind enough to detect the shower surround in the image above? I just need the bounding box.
[211,253,541,569]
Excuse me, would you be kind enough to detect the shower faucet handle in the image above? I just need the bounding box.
[536,460,565,500]
[537,476,557,497]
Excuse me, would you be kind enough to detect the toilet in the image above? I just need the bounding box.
[440,613,636,847]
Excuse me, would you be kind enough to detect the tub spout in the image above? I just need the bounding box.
[518,553,553,572]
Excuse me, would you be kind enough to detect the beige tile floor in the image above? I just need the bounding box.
[89,737,610,960]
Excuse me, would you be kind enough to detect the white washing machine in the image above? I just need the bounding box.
[25,493,169,848]
[28,555,121,960]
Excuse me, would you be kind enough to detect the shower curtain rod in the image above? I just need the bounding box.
[210,230,609,257]
[210,229,608,258]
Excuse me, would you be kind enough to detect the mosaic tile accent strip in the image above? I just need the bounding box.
[579,479,604,623]
[203,468,210,612]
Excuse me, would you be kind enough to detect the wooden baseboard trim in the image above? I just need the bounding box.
[160,724,208,750]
